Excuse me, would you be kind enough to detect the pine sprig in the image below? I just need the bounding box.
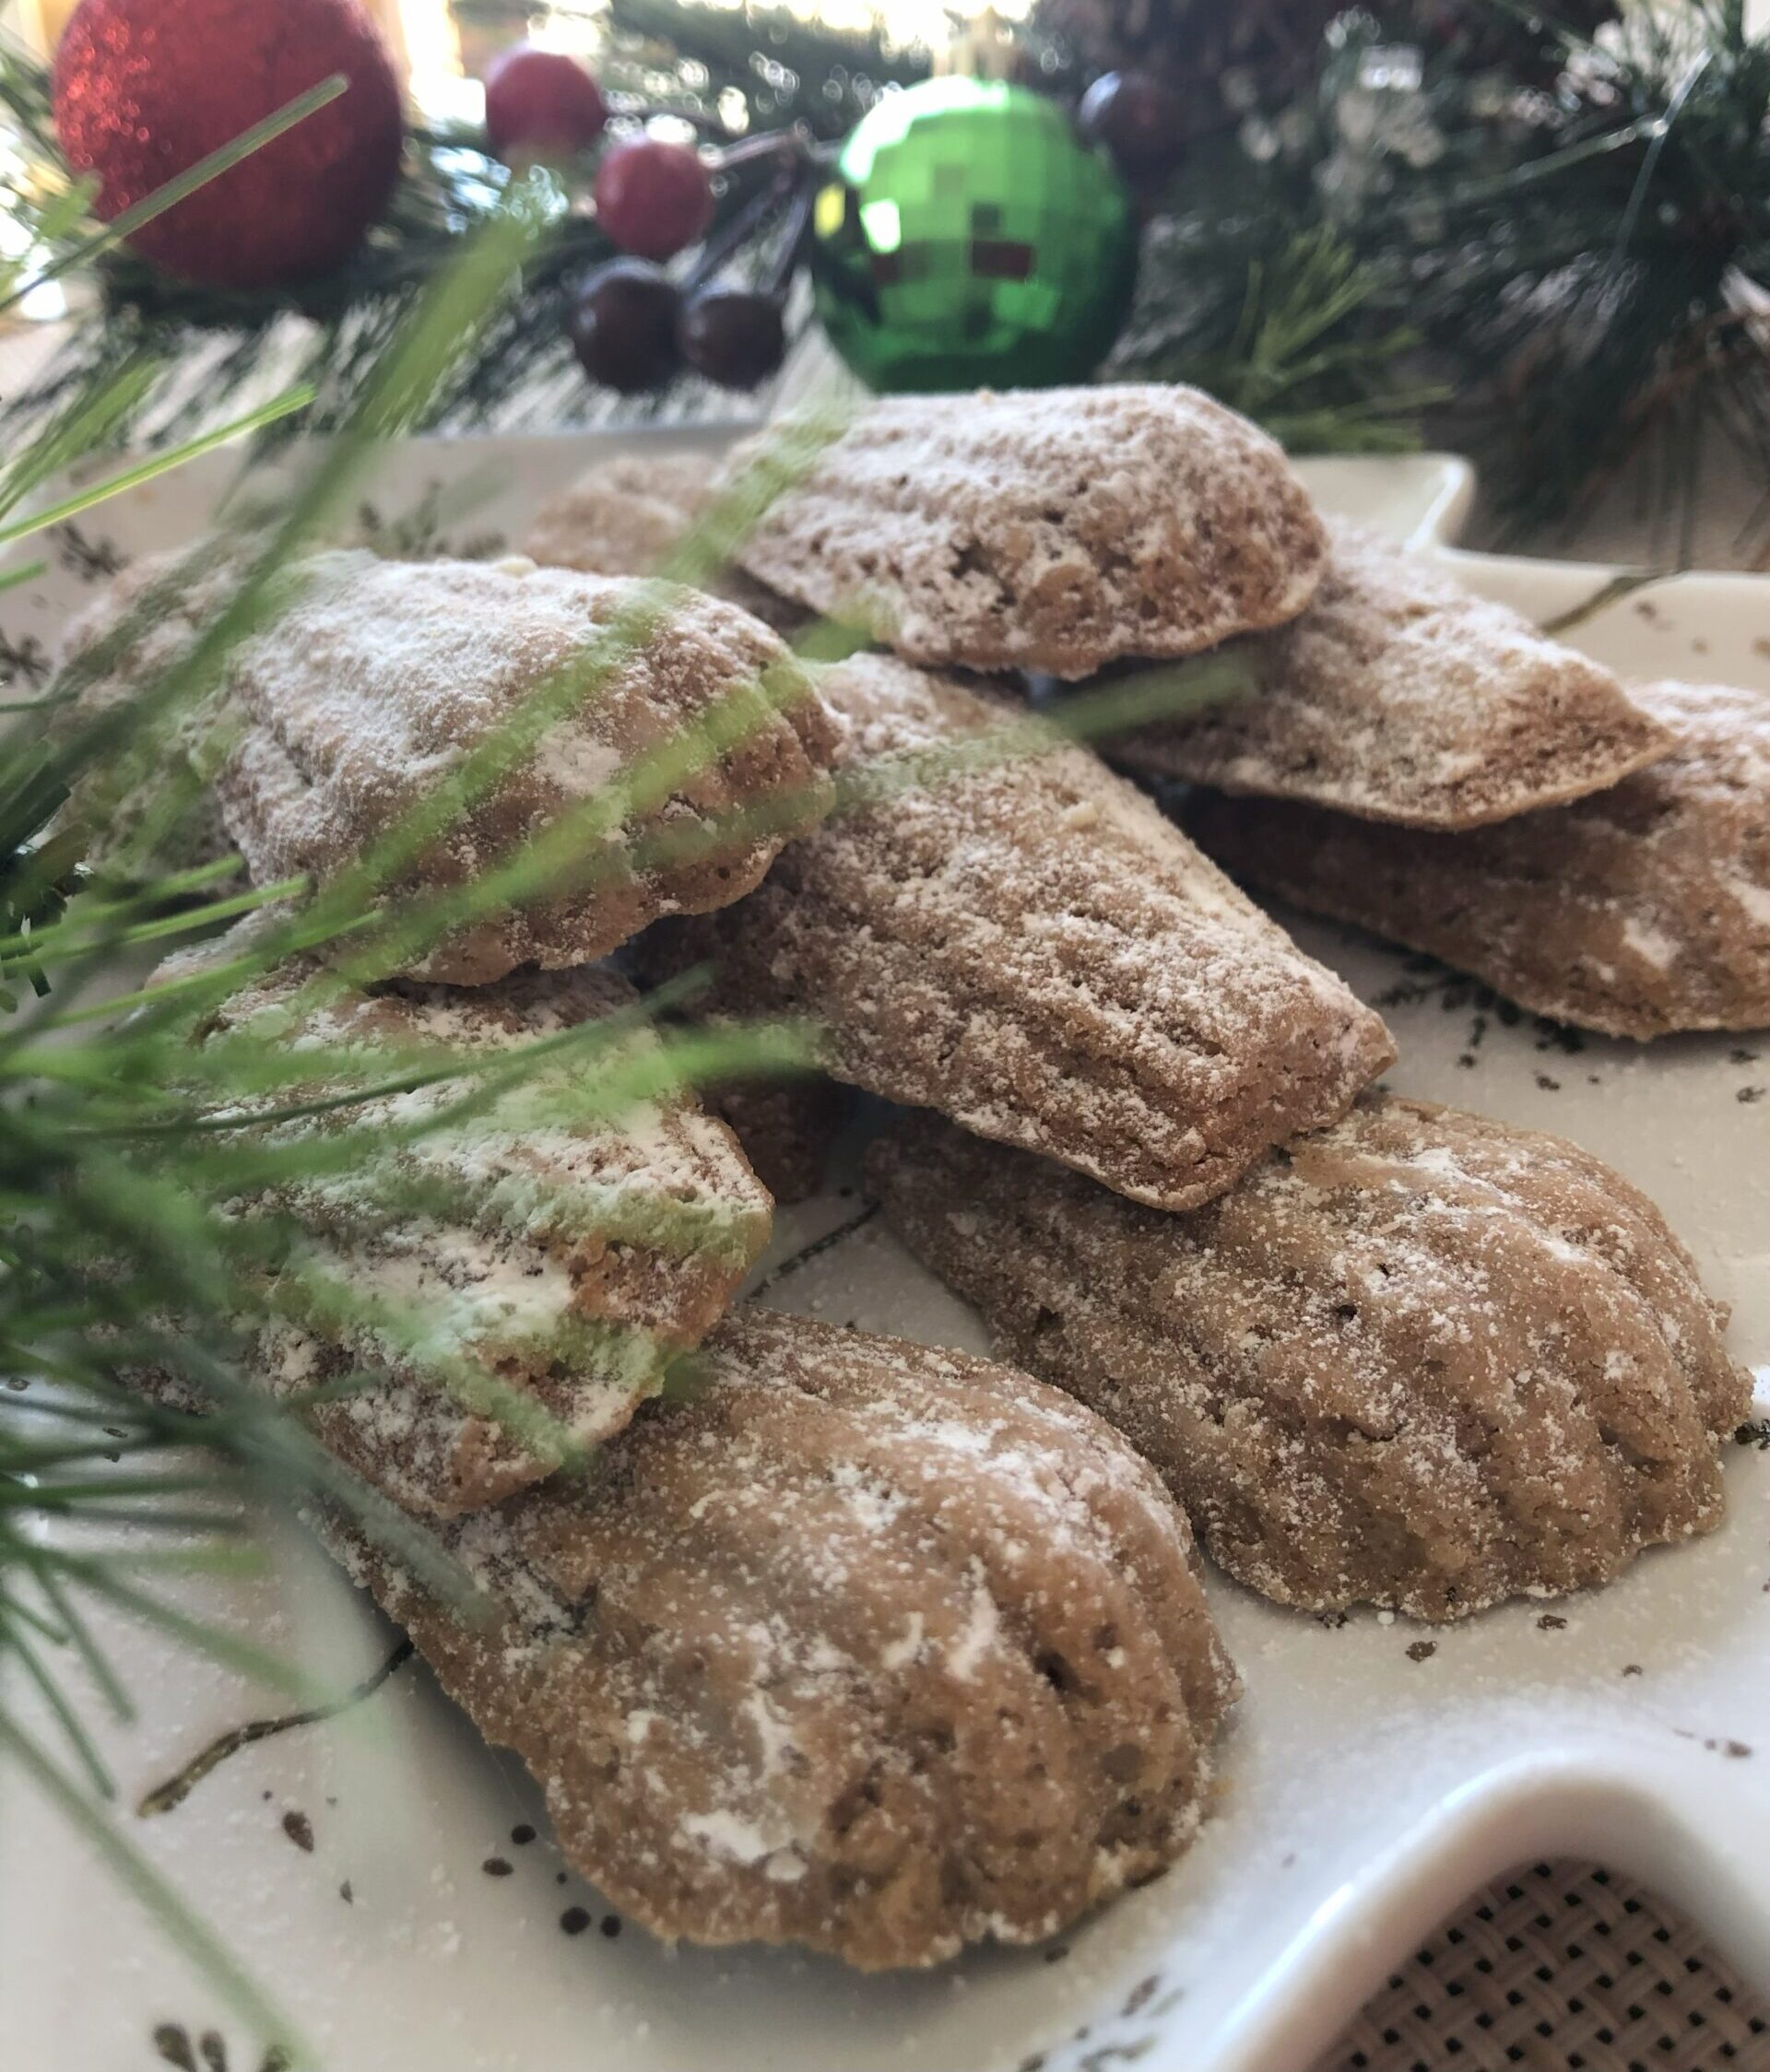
[1111,0,1770,527]
[0,170,832,2052]
[1111,217,1436,453]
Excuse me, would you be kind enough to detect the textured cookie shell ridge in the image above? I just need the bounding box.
[729,384,1328,679]
[867,1097,1750,1620]
[325,1308,1237,1967]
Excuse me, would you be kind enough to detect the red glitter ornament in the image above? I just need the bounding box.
[593,137,714,263]
[52,0,403,291]
[484,43,606,161]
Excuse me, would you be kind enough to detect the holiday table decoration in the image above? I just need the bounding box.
[593,135,714,263]
[1038,0,1342,141]
[9,0,1770,535]
[808,74,1138,393]
[50,0,403,290]
[567,258,681,394]
[1076,68,1187,178]
[482,41,607,162]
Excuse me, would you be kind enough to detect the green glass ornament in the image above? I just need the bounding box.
[811,76,1139,393]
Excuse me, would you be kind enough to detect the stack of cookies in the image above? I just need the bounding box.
[65,380,1759,1973]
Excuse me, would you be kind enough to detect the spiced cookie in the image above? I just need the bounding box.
[868,1098,1749,1620]
[1186,679,1770,1038]
[70,545,839,983]
[1109,521,1671,828]
[324,1308,1236,1967]
[641,653,1395,1212]
[525,452,804,633]
[728,385,1328,679]
[155,945,773,1516]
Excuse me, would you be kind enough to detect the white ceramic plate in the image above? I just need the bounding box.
[2,434,1766,2072]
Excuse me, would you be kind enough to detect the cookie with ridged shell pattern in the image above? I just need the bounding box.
[726,385,1328,680]
[640,653,1395,1213]
[1186,680,1770,1038]
[145,938,773,1517]
[868,1097,1750,1621]
[1108,520,1672,829]
[319,1307,1236,1970]
[64,545,839,984]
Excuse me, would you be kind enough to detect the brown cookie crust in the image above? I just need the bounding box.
[157,948,773,1516]
[730,385,1328,679]
[136,547,840,983]
[525,452,805,633]
[1109,521,1672,829]
[1186,680,1770,1038]
[642,653,1395,1212]
[867,1098,1749,1620]
[324,1309,1236,1968]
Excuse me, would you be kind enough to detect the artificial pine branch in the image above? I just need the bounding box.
[0,176,838,2040]
[0,35,812,448]
[1101,0,1770,529]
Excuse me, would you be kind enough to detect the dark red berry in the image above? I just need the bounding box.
[594,137,714,262]
[1078,71,1185,179]
[569,260,680,393]
[678,287,785,390]
[484,44,606,161]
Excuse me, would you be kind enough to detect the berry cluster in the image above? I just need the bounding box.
[485,42,804,394]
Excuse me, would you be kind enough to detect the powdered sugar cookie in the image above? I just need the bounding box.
[60,546,839,983]
[869,1098,1749,1620]
[641,653,1395,1212]
[151,948,773,1516]
[324,1308,1235,1967]
[1110,521,1671,828]
[525,451,804,633]
[1186,680,1770,1038]
[729,385,1327,679]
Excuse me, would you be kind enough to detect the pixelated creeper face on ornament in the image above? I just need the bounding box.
[811,77,1139,394]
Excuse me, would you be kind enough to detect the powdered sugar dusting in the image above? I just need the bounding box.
[870,1093,1750,1621]
[151,938,773,1516]
[104,544,841,983]
[1113,520,1670,828]
[1191,678,1770,1039]
[323,1308,1235,1968]
[729,384,1327,679]
[644,653,1395,1211]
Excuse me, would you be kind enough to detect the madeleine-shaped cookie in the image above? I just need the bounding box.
[524,452,803,633]
[326,1309,1236,1968]
[1110,521,1671,828]
[641,654,1395,1212]
[135,547,836,983]
[728,385,1328,679]
[169,950,773,1516]
[525,451,715,575]
[868,1099,1749,1620]
[1187,680,1770,1038]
